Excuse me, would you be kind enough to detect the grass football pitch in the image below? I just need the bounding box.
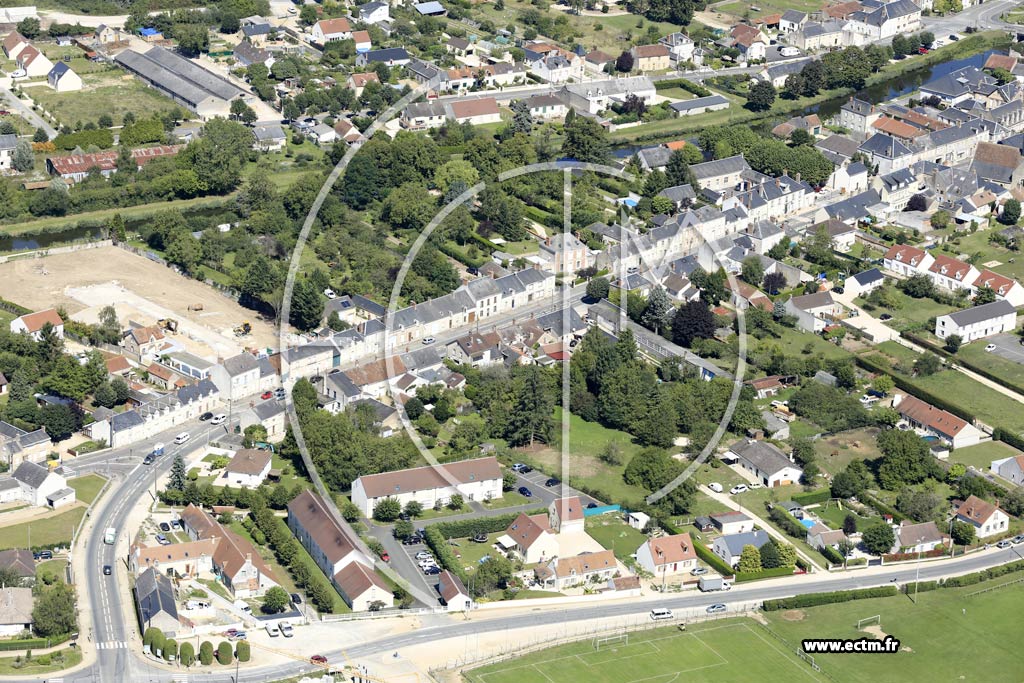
[468,621,825,683]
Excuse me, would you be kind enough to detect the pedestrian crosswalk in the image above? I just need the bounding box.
[172,675,189,683]
[96,641,128,650]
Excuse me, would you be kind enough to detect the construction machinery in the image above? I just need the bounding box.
[187,303,204,311]
[234,321,252,337]
[157,318,178,333]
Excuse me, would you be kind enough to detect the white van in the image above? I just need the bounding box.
[650,608,674,621]
[173,432,191,445]
[210,414,227,425]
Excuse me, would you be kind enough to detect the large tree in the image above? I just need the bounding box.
[505,365,555,446]
[289,279,324,331]
[877,430,938,490]
[671,300,715,347]
[561,116,609,164]
[746,81,776,112]
[32,583,76,637]
[862,523,895,556]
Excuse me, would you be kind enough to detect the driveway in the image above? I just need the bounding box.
[830,288,900,342]
[982,333,1024,366]
[0,86,56,138]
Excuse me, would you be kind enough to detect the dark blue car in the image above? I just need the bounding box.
[518,486,532,497]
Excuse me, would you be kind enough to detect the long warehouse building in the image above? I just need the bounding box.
[114,46,252,120]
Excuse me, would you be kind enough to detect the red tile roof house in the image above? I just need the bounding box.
[893,394,983,450]
[635,532,697,576]
[955,495,1010,539]
[9,309,63,342]
[334,561,394,611]
[548,496,584,533]
[349,456,502,517]
[973,269,1024,307]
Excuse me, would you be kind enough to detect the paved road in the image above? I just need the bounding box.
[41,541,1022,683]
[0,86,56,139]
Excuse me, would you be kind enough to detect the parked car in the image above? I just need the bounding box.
[170,520,180,530]
[156,534,169,545]
[280,622,294,637]
[422,337,436,345]
[545,477,560,487]
[730,484,748,495]
[199,411,213,421]
[748,482,763,489]
[102,565,112,576]
[880,313,893,321]
[159,522,171,532]
[690,567,709,576]
[323,288,336,299]
[1012,535,1024,545]
[274,387,286,398]
[211,413,227,425]
[423,566,441,575]
[261,391,274,399]
[706,603,727,614]
[380,552,390,562]
[311,655,328,665]
[707,482,723,493]
[402,535,422,545]
[415,551,433,560]
[290,593,302,604]
[985,344,997,352]
[266,623,280,637]
[511,463,532,473]
[518,486,533,497]
[586,502,599,509]
[36,550,52,560]
[949,34,959,40]
[996,539,1013,549]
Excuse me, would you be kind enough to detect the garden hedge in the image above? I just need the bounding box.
[423,526,469,584]
[792,489,831,506]
[734,566,795,582]
[693,540,735,578]
[762,586,898,611]
[769,506,808,540]
[433,510,545,539]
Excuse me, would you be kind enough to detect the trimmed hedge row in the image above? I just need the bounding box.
[994,427,1024,452]
[653,78,712,97]
[853,354,976,424]
[943,559,1024,588]
[792,488,831,506]
[423,526,469,584]
[438,241,486,269]
[901,580,939,594]
[768,506,808,540]
[0,296,31,316]
[433,510,545,539]
[734,566,795,583]
[820,545,845,565]
[692,539,735,578]
[762,586,898,611]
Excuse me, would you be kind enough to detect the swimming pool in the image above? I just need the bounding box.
[800,519,815,529]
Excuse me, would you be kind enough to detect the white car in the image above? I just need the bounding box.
[280,622,294,637]
[707,482,723,493]
[323,288,336,299]
[287,6,297,12]
[422,337,436,345]
[173,432,191,445]
[210,414,227,425]
[414,551,433,560]
[859,395,878,405]
[266,623,280,637]
[10,69,25,78]
[985,344,997,352]
[748,482,763,489]
[730,484,748,495]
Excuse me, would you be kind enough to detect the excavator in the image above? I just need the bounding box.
[234,321,252,337]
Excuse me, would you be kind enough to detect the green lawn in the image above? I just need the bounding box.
[35,558,68,584]
[29,70,182,128]
[767,582,1024,683]
[468,619,828,683]
[755,326,851,360]
[584,516,648,563]
[68,474,107,505]
[517,408,650,505]
[455,532,503,576]
[0,649,81,675]
[0,507,85,550]
[2,195,233,235]
[951,440,1022,472]
[956,340,1024,393]
[0,112,34,136]
[856,289,957,333]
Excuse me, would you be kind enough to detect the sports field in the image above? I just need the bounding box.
[467,621,825,683]
[467,581,1024,683]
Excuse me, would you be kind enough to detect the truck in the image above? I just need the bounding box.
[103,527,116,545]
[698,575,731,592]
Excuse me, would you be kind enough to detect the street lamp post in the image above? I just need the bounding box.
[913,535,924,604]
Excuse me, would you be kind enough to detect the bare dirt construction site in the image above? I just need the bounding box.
[1,246,279,357]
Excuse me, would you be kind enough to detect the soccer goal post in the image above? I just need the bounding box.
[593,633,629,650]
[855,615,880,629]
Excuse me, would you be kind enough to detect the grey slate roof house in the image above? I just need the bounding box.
[134,567,179,636]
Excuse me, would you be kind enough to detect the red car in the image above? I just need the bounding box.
[918,46,929,54]
[261,391,273,399]
[380,552,390,562]
[311,655,328,665]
